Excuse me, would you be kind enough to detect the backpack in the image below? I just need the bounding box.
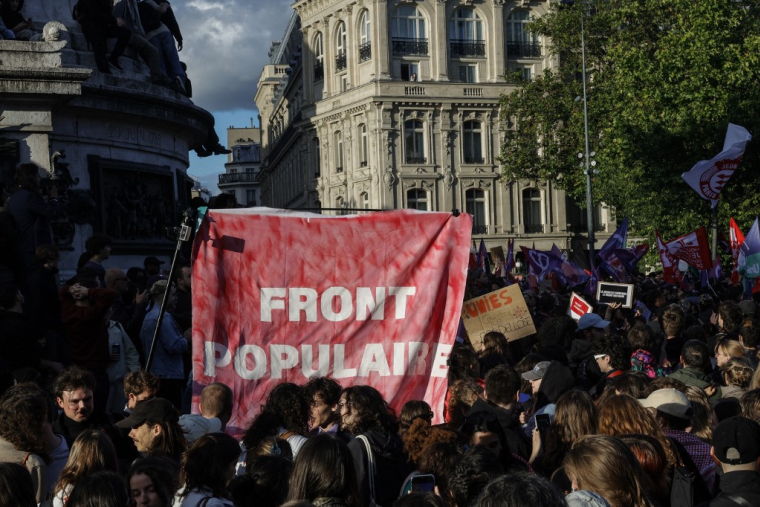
[137,1,162,32]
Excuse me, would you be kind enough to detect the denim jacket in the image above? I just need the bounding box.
[140,306,187,379]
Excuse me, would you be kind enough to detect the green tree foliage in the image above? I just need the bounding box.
[499,0,760,245]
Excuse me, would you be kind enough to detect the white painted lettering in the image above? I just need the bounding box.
[261,288,286,322]
[321,287,353,322]
[389,286,416,318]
[234,344,267,380]
[358,344,391,377]
[289,288,318,322]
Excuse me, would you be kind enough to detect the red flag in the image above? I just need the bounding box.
[730,218,745,285]
[665,226,713,270]
[657,229,682,285]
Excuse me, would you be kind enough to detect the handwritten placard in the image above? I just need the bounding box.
[461,285,536,349]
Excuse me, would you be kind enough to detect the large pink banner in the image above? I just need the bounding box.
[191,208,472,436]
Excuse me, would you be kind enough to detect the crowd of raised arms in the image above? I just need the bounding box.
[3,160,760,505]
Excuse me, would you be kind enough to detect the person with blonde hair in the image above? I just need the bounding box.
[564,435,653,507]
[721,357,754,400]
[684,386,715,444]
[52,430,118,507]
[714,338,745,369]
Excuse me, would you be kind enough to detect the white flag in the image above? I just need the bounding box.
[681,124,752,208]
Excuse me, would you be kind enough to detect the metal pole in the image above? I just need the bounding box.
[145,210,194,373]
[581,12,595,270]
[711,206,718,261]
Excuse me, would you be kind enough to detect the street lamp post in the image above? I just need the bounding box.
[563,0,595,269]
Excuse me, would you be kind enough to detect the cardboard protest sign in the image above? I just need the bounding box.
[568,292,593,321]
[461,285,536,349]
[596,281,634,308]
[191,208,472,436]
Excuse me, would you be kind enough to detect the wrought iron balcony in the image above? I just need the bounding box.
[463,156,485,164]
[525,224,545,234]
[506,41,542,59]
[313,61,324,82]
[359,42,371,62]
[392,38,429,56]
[218,173,257,184]
[336,51,347,72]
[405,156,427,164]
[450,39,486,58]
[567,223,607,233]
[472,224,489,235]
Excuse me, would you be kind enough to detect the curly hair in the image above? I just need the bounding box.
[53,366,95,400]
[0,383,52,462]
[302,376,342,407]
[718,302,743,334]
[55,430,118,498]
[592,334,632,371]
[243,383,309,452]
[596,394,676,467]
[341,385,398,435]
[123,371,159,399]
[447,345,479,384]
[644,376,686,396]
[402,418,458,465]
[722,357,754,390]
[179,433,241,501]
[540,390,597,477]
[445,379,482,429]
[417,441,461,506]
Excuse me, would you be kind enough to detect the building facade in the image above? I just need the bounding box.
[255,0,613,257]
[217,127,262,206]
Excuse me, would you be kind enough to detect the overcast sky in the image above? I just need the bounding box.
[175,0,294,193]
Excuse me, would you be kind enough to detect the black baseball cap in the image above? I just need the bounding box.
[712,416,760,465]
[115,397,177,428]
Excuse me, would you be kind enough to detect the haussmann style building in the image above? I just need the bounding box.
[254,0,614,263]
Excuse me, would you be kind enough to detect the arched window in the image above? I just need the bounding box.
[523,188,543,233]
[391,6,428,56]
[450,9,485,58]
[359,124,368,166]
[407,189,428,211]
[359,11,372,62]
[463,121,483,163]
[336,196,345,214]
[507,10,540,58]
[361,191,369,210]
[404,120,425,164]
[336,22,347,72]
[334,131,344,172]
[466,189,487,233]
[313,32,324,81]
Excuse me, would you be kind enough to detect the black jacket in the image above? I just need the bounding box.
[347,428,410,507]
[468,398,529,459]
[533,361,576,413]
[698,471,760,507]
[76,0,119,29]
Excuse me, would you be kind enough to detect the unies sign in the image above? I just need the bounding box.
[191,208,471,436]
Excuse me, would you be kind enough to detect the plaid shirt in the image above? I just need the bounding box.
[665,429,717,493]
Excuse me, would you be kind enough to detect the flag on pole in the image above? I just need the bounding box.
[665,226,713,270]
[657,229,682,285]
[598,217,628,262]
[505,239,515,273]
[709,255,722,281]
[600,252,631,283]
[520,246,566,284]
[681,124,752,208]
[613,243,650,273]
[478,238,490,273]
[469,243,478,270]
[738,217,760,279]
[730,218,745,285]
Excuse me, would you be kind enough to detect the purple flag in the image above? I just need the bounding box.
[613,243,649,273]
[505,239,515,273]
[520,246,567,285]
[478,238,490,273]
[598,217,628,262]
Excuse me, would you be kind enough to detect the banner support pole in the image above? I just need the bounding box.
[144,209,195,374]
[711,206,719,259]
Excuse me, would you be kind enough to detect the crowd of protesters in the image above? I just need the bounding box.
[4,162,760,505]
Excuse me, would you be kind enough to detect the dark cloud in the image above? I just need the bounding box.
[175,0,294,113]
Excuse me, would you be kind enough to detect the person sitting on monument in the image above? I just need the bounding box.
[138,0,187,94]
[73,0,132,75]
[112,0,175,88]
[0,0,39,41]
